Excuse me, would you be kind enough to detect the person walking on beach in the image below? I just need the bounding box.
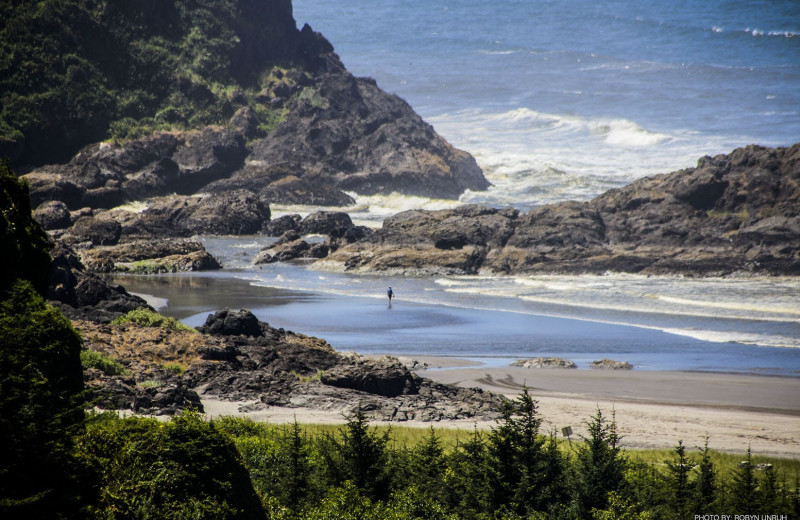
[387,286,394,305]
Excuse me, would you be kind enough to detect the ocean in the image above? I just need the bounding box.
[123,1,800,375]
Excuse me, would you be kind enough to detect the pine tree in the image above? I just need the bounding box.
[729,446,758,514]
[411,426,446,502]
[574,408,626,515]
[693,438,717,514]
[666,440,696,519]
[322,404,391,501]
[277,420,310,509]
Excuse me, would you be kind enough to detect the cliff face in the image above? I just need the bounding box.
[5,0,488,203]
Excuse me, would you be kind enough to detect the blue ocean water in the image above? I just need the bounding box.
[293,0,800,210]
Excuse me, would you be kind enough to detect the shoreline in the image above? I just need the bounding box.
[200,356,800,458]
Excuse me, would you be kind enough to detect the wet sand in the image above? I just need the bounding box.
[202,360,800,457]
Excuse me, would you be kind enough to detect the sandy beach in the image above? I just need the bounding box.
[202,357,800,458]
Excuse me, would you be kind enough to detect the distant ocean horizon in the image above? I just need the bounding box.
[293,0,799,213]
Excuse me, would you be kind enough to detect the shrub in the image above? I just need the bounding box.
[111,308,195,332]
[80,350,128,376]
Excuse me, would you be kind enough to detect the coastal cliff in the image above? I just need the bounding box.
[6,0,488,205]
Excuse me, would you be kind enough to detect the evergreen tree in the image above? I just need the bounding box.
[758,464,778,513]
[410,426,447,502]
[0,281,85,519]
[693,438,717,514]
[322,404,392,501]
[666,440,696,519]
[276,420,310,510]
[729,446,758,514]
[573,408,626,515]
[486,388,546,515]
[444,428,491,519]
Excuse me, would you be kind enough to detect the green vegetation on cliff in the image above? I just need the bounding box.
[0,0,331,165]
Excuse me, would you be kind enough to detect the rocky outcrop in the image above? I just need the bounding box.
[220,72,489,200]
[590,359,633,370]
[321,143,800,276]
[75,308,505,420]
[79,239,221,274]
[48,242,151,323]
[511,358,577,369]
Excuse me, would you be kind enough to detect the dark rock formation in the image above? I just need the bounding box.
[320,355,418,397]
[48,242,151,323]
[75,308,504,420]
[323,143,800,276]
[33,200,72,230]
[234,71,490,200]
[197,309,268,338]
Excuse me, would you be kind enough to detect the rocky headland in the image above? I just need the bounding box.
[319,143,800,276]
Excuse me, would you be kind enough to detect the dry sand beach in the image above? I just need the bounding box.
[203,356,800,458]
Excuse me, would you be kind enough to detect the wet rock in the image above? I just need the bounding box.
[264,214,302,236]
[321,143,800,276]
[301,211,354,235]
[80,239,221,274]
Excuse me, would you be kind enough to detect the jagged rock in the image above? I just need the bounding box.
[253,239,311,264]
[320,355,418,397]
[321,144,800,276]
[301,211,354,235]
[243,71,489,199]
[33,200,72,230]
[197,308,268,337]
[69,214,122,245]
[264,214,302,236]
[511,357,577,369]
[48,242,150,323]
[590,359,633,370]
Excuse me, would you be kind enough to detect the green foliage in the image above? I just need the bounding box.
[0,280,85,518]
[163,362,186,375]
[78,412,264,520]
[321,405,393,501]
[0,160,52,297]
[574,408,627,516]
[111,307,196,332]
[1,0,310,165]
[80,349,129,376]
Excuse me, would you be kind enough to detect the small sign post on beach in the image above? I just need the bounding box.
[561,425,573,446]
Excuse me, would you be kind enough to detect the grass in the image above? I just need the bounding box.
[80,350,129,376]
[163,363,185,375]
[212,417,800,477]
[111,308,196,333]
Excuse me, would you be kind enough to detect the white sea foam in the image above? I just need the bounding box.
[661,329,800,349]
[428,108,737,209]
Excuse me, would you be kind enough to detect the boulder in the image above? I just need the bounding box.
[69,214,122,245]
[320,356,418,397]
[33,200,72,230]
[197,308,267,338]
